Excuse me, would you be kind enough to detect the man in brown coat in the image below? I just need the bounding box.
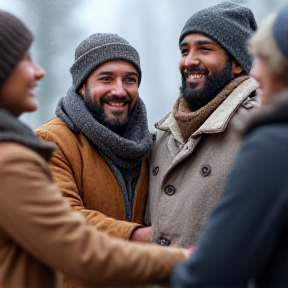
[35,34,153,286]
[146,2,259,248]
[0,9,187,288]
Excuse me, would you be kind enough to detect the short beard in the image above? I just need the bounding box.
[180,55,234,111]
[83,86,133,133]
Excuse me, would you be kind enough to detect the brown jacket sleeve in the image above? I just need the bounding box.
[0,143,186,287]
[36,125,141,240]
[50,142,140,238]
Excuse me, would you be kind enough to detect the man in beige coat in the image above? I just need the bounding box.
[0,9,187,288]
[146,2,259,248]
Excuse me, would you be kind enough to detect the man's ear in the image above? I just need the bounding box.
[232,59,243,76]
[79,84,86,97]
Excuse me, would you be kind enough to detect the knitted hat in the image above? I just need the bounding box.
[273,1,288,59]
[0,10,33,88]
[70,33,141,92]
[179,2,257,74]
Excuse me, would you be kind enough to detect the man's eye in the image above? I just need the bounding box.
[101,77,112,81]
[180,48,188,55]
[125,77,137,83]
[201,47,212,52]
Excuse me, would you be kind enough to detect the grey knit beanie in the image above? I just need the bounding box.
[70,33,141,92]
[0,10,33,89]
[179,2,257,74]
[273,1,288,59]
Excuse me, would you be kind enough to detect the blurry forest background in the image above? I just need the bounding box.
[1,0,287,130]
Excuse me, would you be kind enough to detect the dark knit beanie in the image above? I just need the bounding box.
[70,33,141,92]
[179,2,257,74]
[273,1,288,59]
[0,10,33,88]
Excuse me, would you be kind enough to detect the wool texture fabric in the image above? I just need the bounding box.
[55,87,152,221]
[0,10,33,89]
[173,75,249,142]
[273,2,288,58]
[179,2,257,74]
[0,108,54,160]
[70,33,142,92]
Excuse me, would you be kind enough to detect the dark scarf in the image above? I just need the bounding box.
[236,90,288,138]
[0,108,54,161]
[55,87,153,221]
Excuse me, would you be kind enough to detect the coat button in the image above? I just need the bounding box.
[200,164,211,177]
[157,237,171,246]
[164,185,176,195]
[152,166,159,176]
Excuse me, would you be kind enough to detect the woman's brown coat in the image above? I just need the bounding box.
[0,141,186,288]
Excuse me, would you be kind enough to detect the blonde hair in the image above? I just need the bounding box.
[249,14,288,84]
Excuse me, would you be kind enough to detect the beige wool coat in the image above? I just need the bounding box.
[145,77,259,248]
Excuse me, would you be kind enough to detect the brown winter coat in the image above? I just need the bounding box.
[35,117,149,288]
[0,141,186,288]
[35,117,147,238]
[145,77,259,248]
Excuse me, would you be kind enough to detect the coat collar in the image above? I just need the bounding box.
[156,77,259,144]
[241,89,288,137]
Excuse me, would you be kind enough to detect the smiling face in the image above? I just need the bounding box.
[0,51,45,117]
[79,60,139,131]
[179,33,243,110]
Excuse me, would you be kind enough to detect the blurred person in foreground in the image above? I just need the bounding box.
[0,9,188,288]
[146,2,259,248]
[35,31,153,288]
[171,3,288,287]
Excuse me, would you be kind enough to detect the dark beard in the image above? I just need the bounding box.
[180,55,234,111]
[83,86,133,134]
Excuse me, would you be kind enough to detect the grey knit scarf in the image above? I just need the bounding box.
[0,108,54,161]
[55,87,152,221]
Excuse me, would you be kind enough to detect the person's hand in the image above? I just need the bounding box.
[185,246,196,256]
[130,226,152,243]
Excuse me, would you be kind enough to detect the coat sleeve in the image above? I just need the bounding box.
[0,143,186,287]
[170,125,288,287]
[36,128,141,240]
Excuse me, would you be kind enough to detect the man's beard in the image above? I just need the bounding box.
[181,55,234,111]
[83,86,134,133]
